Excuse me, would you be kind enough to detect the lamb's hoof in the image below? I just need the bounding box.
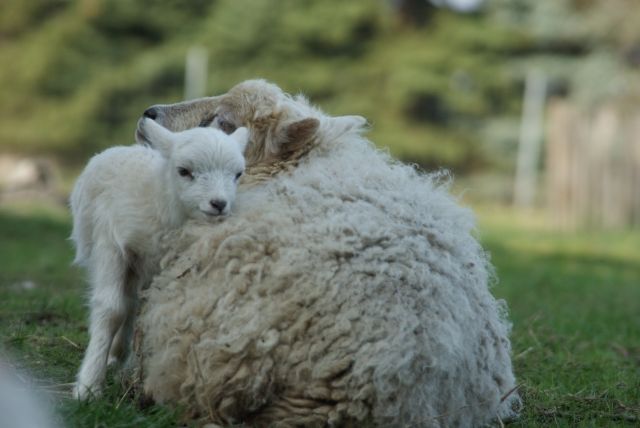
[72,382,101,400]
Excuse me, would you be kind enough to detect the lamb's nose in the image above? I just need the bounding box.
[210,199,227,212]
[143,107,158,120]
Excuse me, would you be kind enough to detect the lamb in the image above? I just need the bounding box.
[70,118,248,399]
[129,79,521,427]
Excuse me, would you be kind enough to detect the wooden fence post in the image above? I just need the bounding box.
[514,70,547,208]
[184,46,208,100]
[546,102,640,229]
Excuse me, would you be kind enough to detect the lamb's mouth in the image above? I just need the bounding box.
[200,210,226,217]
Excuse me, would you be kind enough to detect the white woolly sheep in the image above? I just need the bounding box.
[129,80,521,427]
[70,119,249,399]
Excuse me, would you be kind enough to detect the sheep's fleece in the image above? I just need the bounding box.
[130,115,520,427]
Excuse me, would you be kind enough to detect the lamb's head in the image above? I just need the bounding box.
[140,118,248,218]
[136,79,367,169]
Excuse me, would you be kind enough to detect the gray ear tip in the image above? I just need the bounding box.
[141,117,157,130]
[333,115,369,131]
[353,115,368,127]
[231,127,250,152]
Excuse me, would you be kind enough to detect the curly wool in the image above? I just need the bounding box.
[132,86,520,427]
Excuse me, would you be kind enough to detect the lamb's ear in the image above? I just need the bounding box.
[142,118,174,157]
[230,127,249,153]
[331,115,368,133]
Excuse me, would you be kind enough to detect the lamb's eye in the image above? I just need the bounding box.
[216,117,237,134]
[177,167,193,179]
[235,172,243,181]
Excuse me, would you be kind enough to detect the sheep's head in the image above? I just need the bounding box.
[136,79,366,169]
[140,118,248,218]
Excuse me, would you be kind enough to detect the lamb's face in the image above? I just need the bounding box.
[140,118,248,218]
[170,129,248,218]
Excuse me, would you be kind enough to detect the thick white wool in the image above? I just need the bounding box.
[134,120,520,427]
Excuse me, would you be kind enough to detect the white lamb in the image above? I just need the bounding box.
[70,118,248,399]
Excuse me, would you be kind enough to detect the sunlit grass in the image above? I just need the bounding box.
[476,206,640,427]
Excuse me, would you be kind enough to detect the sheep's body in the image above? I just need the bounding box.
[134,115,520,426]
[71,121,248,399]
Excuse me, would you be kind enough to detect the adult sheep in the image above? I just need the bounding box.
[129,79,520,427]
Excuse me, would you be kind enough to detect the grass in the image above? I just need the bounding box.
[477,206,640,427]
[0,203,638,427]
[0,205,188,427]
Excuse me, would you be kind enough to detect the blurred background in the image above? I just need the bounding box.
[1,0,639,229]
[1,1,639,426]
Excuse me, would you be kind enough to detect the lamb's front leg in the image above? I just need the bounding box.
[74,247,127,400]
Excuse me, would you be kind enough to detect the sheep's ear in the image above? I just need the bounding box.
[142,118,174,158]
[285,118,320,145]
[230,127,249,153]
[266,117,319,158]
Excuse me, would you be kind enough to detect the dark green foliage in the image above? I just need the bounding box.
[0,0,526,172]
[1,0,639,171]
[0,0,69,38]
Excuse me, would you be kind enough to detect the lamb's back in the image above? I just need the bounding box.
[70,145,163,262]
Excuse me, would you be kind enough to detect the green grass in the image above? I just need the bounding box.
[0,206,188,427]
[477,207,640,427]
[1,204,638,427]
